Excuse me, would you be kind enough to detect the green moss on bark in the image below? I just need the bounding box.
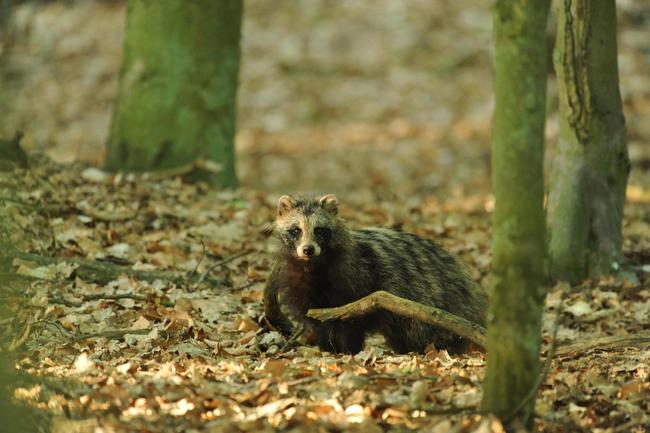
[548,0,630,282]
[106,0,242,187]
[481,0,549,426]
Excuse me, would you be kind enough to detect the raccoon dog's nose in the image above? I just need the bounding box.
[302,245,315,257]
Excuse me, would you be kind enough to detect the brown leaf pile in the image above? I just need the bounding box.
[1,158,648,433]
[0,1,649,432]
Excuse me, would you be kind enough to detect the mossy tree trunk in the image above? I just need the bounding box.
[0,247,32,432]
[548,0,630,282]
[481,0,549,427]
[106,0,242,187]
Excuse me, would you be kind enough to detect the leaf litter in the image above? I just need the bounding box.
[1,156,648,433]
[1,1,649,432]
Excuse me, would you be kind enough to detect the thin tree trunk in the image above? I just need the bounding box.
[105,0,242,187]
[481,0,549,427]
[548,0,630,282]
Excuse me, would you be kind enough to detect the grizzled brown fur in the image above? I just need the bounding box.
[264,194,487,354]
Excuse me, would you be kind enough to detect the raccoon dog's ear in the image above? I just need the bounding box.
[277,195,297,217]
[318,194,338,215]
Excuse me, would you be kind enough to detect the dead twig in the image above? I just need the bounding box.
[278,324,305,354]
[49,295,83,308]
[307,290,487,349]
[83,293,147,302]
[9,320,32,351]
[50,292,174,308]
[284,376,319,387]
[187,240,207,291]
[6,248,224,288]
[554,333,650,357]
[193,249,253,288]
[424,406,480,416]
[0,196,70,215]
[72,328,152,342]
[76,204,139,222]
[233,280,256,291]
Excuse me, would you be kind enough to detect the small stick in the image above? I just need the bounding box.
[49,295,83,308]
[554,333,650,357]
[193,249,253,288]
[72,328,152,342]
[7,248,224,287]
[233,281,256,291]
[83,293,147,302]
[51,293,174,308]
[8,321,32,351]
[188,240,207,290]
[278,324,305,353]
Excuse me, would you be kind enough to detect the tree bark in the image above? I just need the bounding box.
[105,0,242,187]
[548,0,630,282]
[0,256,37,432]
[481,0,549,427]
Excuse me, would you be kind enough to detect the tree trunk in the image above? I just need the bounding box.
[481,0,549,427]
[548,0,630,282]
[105,0,242,187]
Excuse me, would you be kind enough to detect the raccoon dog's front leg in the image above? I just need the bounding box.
[315,320,365,354]
[263,265,294,335]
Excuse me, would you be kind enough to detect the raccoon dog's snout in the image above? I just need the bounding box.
[296,241,321,259]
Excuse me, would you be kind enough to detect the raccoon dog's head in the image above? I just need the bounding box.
[272,194,342,262]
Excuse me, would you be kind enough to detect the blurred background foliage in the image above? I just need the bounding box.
[0,0,648,199]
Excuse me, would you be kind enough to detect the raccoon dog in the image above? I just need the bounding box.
[264,194,487,354]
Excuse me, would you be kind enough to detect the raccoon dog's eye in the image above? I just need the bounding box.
[288,227,302,238]
[314,227,331,239]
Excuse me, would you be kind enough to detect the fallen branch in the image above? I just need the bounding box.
[306,290,487,349]
[76,204,138,222]
[306,291,650,356]
[72,328,152,342]
[0,195,138,221]
[0,196,70,215]
[140,158,223,181]
[555,333,650,357]
[50,293,175,308]
[83,293,146,302]
[6,248,224,288]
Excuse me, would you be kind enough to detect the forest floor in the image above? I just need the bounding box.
[1,154,649,433]
[1,1,650,432]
